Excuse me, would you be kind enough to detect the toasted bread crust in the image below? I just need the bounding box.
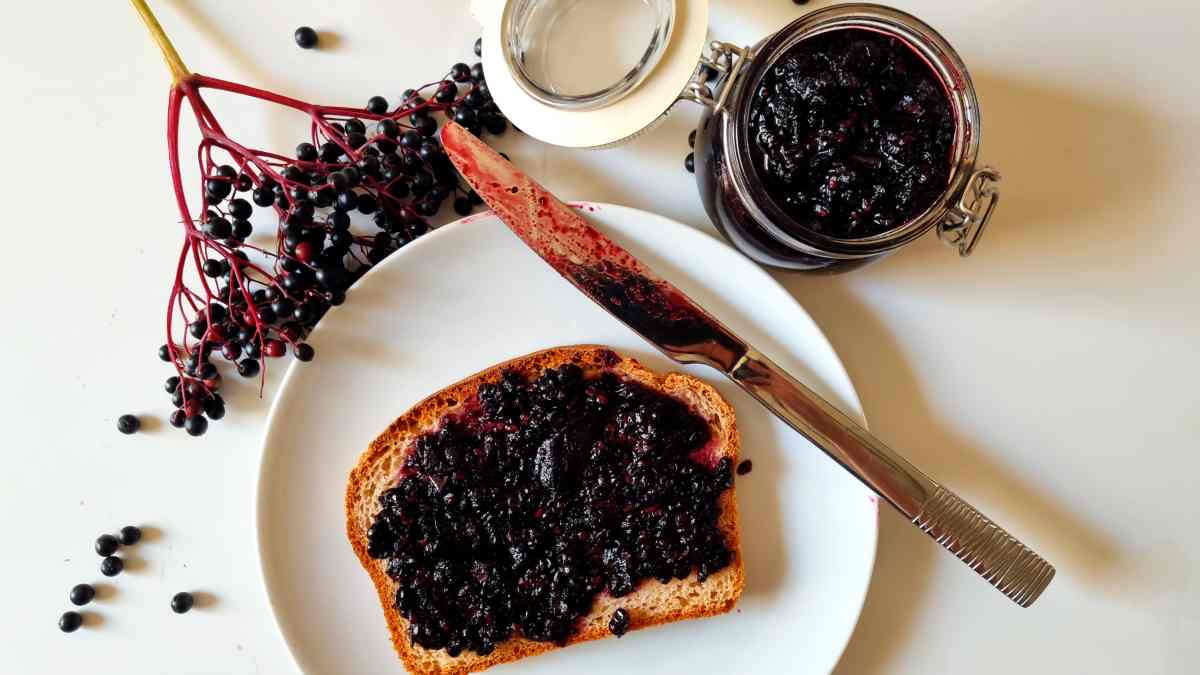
[346,346,744,675]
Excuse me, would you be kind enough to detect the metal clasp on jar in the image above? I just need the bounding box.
[938,167,1000,257]
[679,41,754,113]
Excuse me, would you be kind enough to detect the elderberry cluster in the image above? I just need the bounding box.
[160,41,508,436]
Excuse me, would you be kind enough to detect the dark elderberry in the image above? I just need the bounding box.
[482,115,508,136]
[184,415,208,437]
[434,81,458,104]
[204,395,226,421]
[450,62,472,83]
[474,37,483,57]
[294,26,318,50]
[414,116,438,137]
[399,130,423,150]
[237,358,260,378]
[376,118,399,139]
[159,344,173,362]
[117,414,141,435]
[169,409,187,428]
[366,96,389,115]
[252,187,275,207]
[344,118,366,135]
[320,141,342,163]
[295,343,315,362]
[470,62,485,82]
[296,142,318,162]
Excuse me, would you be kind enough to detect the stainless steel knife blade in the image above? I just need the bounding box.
[440,121,1055,607]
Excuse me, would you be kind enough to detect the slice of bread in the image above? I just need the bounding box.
[346,345,744,675]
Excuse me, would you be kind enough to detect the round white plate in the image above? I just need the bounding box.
[256,203,878,675]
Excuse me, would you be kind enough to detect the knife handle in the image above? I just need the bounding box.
[727,348,1055,607]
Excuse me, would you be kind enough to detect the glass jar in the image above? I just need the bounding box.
[691,4,999,271]
[472,1,999,271]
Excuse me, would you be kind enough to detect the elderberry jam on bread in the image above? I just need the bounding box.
[346,346,744,675]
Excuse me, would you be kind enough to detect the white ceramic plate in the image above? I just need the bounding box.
[256,203,878,675]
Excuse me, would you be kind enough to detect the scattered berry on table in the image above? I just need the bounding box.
[119,526,143,546]
[294,26,318,50]
[95,534,120,557]
[171,592,195,614]
[59,611,83,633]
[685,152,695,173]
[69,584,96,607]
[117,414,141,435]
[737,459,753,475]
[474,37,483,57]
[100,556,124,577]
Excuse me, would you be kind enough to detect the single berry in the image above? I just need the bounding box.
[59,611,83,633]
[158,344,173,362]
[100,556,124,577]
[169,409,187,428]
[171,592,195,614]
[609,608,631,637]
[119,526,143,545]
[295,343,315,362]
[366,96,389,115]
[70,584,96,606]
[688,129,697,148]
[453,197,472,217]
[294,26,318,49]
[95,534,120,557]
[184,415,208,437]
[685,152,695,173]
[237,358,261,378]
[474,37,483,57]
[117,414,141,435]
[737,460,753,475]
[414,116,438,137]
[296,142,318,161]
[450,62,472,83]
[204,395,226,421]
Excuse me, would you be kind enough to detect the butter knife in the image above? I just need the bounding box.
[440,122,1055,607]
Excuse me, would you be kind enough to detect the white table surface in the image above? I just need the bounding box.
[2,1,1197,673]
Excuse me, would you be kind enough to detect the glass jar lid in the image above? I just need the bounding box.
[471,0,710,147]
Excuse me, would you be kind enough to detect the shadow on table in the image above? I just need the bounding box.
[858,70,1168,282]
[779,275,1128,674]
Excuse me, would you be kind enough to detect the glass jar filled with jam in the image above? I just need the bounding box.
[472,1,999,271]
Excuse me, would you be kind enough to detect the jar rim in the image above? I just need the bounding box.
[726,3,984,259]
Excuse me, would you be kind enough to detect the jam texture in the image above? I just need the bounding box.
[366,364,735,657]
[748,29,954,238]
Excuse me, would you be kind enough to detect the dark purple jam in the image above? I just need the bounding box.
[366,363,735,657]
[747,29,954,238]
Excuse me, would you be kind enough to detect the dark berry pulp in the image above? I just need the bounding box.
[747,29,954,238]
[366,363,734,657]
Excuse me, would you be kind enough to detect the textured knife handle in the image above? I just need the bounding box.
[914,485,1055,607]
